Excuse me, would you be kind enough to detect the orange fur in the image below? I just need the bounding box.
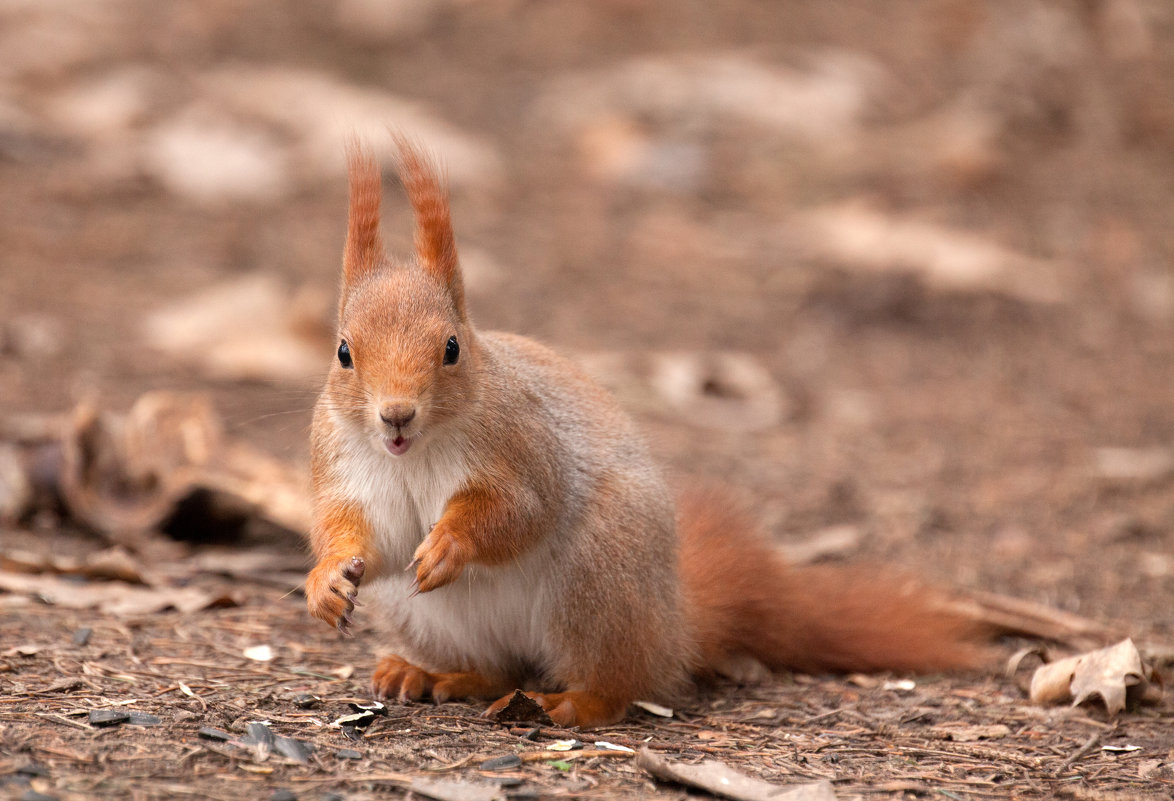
[484,689,630,729]
[342,142,384,288]
[307,136,999,731]
[372,655,510,703]
[391,133,464,317]
[305,498,378,634]
[678,488,992,677]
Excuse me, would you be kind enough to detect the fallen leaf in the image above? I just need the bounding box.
[537,52,888,146]
[0,570,230,615]
[1093,446,1174,483]
[636,748,837,801]
[142,273,331,382]
[649,351,785,432]
[792,200,1065,304]
[1030,638,1159,714]
[409,778,505,801]
[1138,759,1162,779]
[576,350,786,433]
[0,546,146,584]
[2,392,312,545]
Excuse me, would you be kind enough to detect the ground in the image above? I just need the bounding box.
[1,1,1174,799]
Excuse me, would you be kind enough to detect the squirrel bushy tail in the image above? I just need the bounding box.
[678,488,994,678]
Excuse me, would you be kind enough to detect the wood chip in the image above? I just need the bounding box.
[636,747,838,801]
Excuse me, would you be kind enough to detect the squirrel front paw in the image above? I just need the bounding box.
[409,522,469,594]
[306,554,365,634]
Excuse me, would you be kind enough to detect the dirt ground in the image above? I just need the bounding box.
[2,1,1174,799]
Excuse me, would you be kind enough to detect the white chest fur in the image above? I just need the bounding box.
[328,417,555,676]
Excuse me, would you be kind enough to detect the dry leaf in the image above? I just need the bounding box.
[1030,638,1159,714]
[0,570,231,616]
[792,200,1065,304]
[0,546,146,584]
[142,273,331,382]
[409,778,504,801]
[637,748,837,801]
[577,350,786,433]
[3,392,311,545]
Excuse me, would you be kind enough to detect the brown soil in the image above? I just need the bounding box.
[2,1,1173,799]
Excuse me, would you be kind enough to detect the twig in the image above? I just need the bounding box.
[1054,731,1101,775]
[34,712,93,731]
[520,749,634,763]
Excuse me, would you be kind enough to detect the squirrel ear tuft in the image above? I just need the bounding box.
[343,140,385,286]
[391,133,465,319]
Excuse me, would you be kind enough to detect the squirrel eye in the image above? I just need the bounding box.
[337,340,353,369]
[443,336,460,366]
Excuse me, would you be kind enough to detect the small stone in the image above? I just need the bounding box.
[270,790,297,801]
[479,754,523,771]
[334,748,362,760]
[198,727,232,741]
[16,764,48,777]
[71,628,92,647]
[88,709,130,727]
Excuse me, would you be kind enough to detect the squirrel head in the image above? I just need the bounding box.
[325,137,473,458]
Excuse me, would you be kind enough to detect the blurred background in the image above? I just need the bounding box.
[1,0,1172,634]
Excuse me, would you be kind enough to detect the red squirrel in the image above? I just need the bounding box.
[305,138,992,728]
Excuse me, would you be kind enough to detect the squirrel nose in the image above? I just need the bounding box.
[379,402,416,429]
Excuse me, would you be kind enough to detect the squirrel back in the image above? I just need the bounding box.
[305,137,995,729]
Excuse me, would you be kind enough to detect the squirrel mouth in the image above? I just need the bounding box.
[384,435,414,456]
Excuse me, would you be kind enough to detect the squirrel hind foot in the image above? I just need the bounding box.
[371,655,510,705]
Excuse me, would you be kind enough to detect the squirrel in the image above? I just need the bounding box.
[304,137,995,729]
